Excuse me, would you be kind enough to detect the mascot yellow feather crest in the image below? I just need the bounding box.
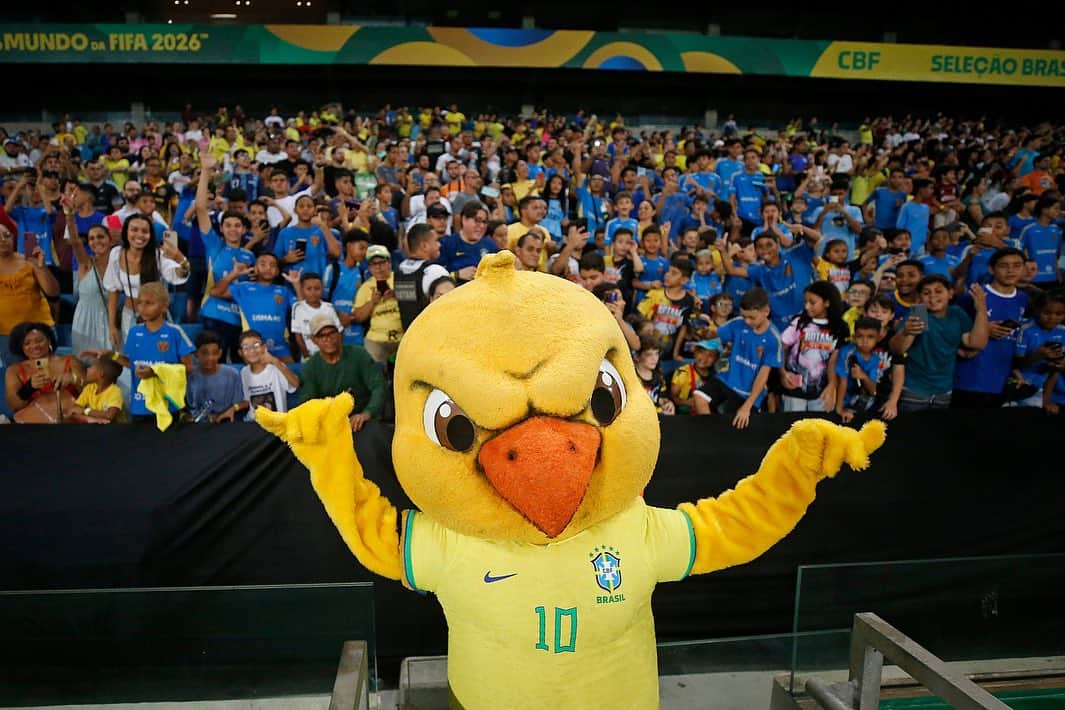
[259,250,885,709]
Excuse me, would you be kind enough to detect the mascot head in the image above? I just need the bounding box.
[392,251,659,544]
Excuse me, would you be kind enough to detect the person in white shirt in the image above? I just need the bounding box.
[291,272,342,359]
[0,140,33,174]
[236,329,300,421]
[255,136,287,165]
[264,108,285,131]
[112,183,170,227]
[265,169,318,228]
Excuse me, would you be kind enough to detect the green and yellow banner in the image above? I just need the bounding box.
[0,24,1063,87]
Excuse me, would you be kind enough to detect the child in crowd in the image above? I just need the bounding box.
[896,178,933,254]
[120,282,195,424]
[671,312,713,361]
[237,329,301,421]
[879,228,912,264]
[578,251,607,291]
[274,194,341,277]
[958,211,1017,288]
[917,227,961,279]
[605,191,639,245]
[692,287,782,429]
[952,247,1029,409]
[1019,196,1062,288]
[638,256,696,359]
[815,238,852,294]
[890,259,924,320]
[1012,291,1065,410]
[675,227,702,259]
[186,329,244,422]
[889,275,989,412]
[842,279,874,335]
[633,337,674,414]
[291,272,342,359]
[779,281,849,412]
[834,316,904,423]
[213,251,299,361]
[690,248,724,307]
[632,226,670,304]
[707,292,735,333]
[670,338,721,414]
[70,357,124,423]
[864,293,898,346]
[603,227,643,307]
[723,238,755,307]
[1007,192,1038,240]
[323,229,369,346]
[720,228,820,332]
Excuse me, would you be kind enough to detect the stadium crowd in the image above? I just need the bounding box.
[0,104,1062,429]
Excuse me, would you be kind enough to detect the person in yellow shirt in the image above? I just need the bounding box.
[71,357,125,423]
[102,145,131,190]
[352,245,404,364]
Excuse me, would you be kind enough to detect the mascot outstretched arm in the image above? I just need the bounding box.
[260,252,884,710]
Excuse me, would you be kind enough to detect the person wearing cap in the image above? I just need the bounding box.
[0,139,33,175]
[425,201,451,238]
[572,147,610,234]
[670,338,722,415]
[353,244,403,363]
[299,311,386,432]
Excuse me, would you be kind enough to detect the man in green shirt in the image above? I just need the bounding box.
[300,313,386,431]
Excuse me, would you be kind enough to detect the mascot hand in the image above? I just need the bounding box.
[787,418,886,480]
[256,393,355,467]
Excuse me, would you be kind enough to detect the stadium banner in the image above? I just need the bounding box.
[0,24,1063,87]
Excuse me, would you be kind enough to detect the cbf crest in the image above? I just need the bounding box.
[590,546,622,593]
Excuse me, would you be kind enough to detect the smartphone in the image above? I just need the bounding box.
[828,195,839,204]
[23,232,38,256]
[376,279,389,294]
[910,303,929,328]
[295,238,308,254]
[572,218,588,232]
[480,186,500,199]
[607,291,618,303]
[32,357,49,372]
[163,230,178,250]
[999,319,1021,331]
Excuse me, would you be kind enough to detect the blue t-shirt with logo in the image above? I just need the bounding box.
[729,171,768,224]
[11,205,56,266]
[835,343,894,409]
[1020,223,1062,283]
[715,158,743,187]
[436,232,499,275]
[746,241,816,330]
[637,254,670,305]
[1008,214,1036,240]
[953,287,1028,394]
[680,171,724,198]
[1016,322,1065,388]
[809,204,863,258]
[229,281,296,359]
[690,270,723,304]
[716,318,783,407]
[962,239,1021,287]
[274,224,334,277]
[867,187,907,231]
[896,201,930,255]
[122,321,195,416]
[605,217,639,246]
[200,228,256,326]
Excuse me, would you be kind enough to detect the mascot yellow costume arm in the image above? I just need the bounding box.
[257,393,402,581]
[679,418,886,576]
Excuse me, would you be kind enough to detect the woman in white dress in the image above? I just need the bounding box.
[103,213,189,348]
[62,193,115,355]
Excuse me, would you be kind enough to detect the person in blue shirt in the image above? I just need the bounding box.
[632,227,670,305]
[896,178,934,255]
[863,167,908,231]
[224,149,261,202]
[720,226,820,331]
[212,251,300,362]
[1019,196,1062,287]
[953,247,1029,408]
[957,212,1019,288]
[917,227,961,280]
[834,316,904,423]
[114,281,194,423]
[691,287,782,429]
[714,139,744,187]
[436,201,498,283]
[654,167,692,231]
[605,191,639,246]
[1012,291,1065,410]
[728,148,770,227]
[324,229,368,346]
[374,184,402,234]
[573,170,610,236]
[680,150,724,201]
[194,160,256,362]
[273,194,341,278]
[1007,192,1038,239]
[810,180,864,258]
[1006,136,1041,177]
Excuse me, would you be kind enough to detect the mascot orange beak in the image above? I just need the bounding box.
[477,417,602,538]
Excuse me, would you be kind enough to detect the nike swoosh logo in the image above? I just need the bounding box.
[483,571,518,584]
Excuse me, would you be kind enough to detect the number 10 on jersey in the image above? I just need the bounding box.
[534,606,578,653]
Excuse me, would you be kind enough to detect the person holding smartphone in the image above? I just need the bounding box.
[352,244,403,364]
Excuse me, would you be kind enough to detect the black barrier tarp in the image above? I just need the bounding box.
[2,410,1064,669]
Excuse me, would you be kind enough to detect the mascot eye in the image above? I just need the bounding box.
[423,388,475,452]
[590,359,626,425]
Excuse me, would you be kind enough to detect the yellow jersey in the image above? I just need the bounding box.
[402,498,695,709]
[75,382,125,421]
[354,276,403,344]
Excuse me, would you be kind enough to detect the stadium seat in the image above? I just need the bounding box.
[168,292,189,323]
[180,323,203,343]
[54,324,72,348]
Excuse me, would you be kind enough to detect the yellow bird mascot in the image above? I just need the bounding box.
[258,251,885,709]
